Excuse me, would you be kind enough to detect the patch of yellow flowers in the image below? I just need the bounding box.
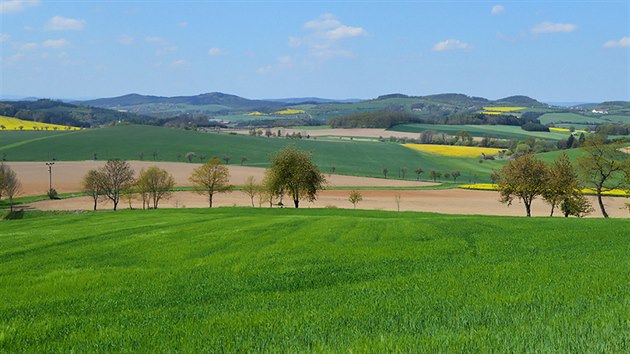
[246,111,265,116]
[402,144,503,158]
[0,116,81,131]
[275,109,305,115]
[482,107,527,112]
[459,183,628,196]
[549,127,588,133]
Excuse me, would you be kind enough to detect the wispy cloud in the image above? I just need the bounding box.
[145,36,176,55]
[532,22,577,34]
[19,42,37,50]
[603,36,629,48]
[208,47,227,56]
[491,5,505,15]
[0,33,10,42]
[432,39,471,52]
[291,13,367,58]
[118,35,135,45]
[256,65,273,74]
[46,16,86,31]
[178,21,188,28]
[145,36,168,46]
[171,59,190,67]
[43,38,70,48]
[0,0,39,14]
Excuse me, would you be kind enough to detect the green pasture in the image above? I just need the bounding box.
[0,208,628,351]
[0,125,502,182]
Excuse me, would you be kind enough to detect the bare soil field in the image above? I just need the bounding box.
[6,161,434,197]
[29,188,629,218]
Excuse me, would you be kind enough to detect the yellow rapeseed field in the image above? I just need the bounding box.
[275,109,305,115]
[402,144,504,158]
[482,107,526,112]
[459,183,628,196]
[0,116,81,131]
[246,111,265,116]
[481,111,504,115]
[549,127,588,133]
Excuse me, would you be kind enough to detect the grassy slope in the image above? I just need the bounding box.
[0,125,502,182]
[389,123,570,140]
[0,208,628,352]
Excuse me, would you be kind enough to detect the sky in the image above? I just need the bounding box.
[1,0,628,102]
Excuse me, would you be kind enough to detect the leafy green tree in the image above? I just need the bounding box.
[1,163,21,211]
[266,146,326,208]
[560,193,593,218]
[189,158,232,208]
[137,166,175,209]
[98,159,136,211]
[451,170,461,182]
[348,190,363,209]
[494,154,549,217]
[429,170,441,182]
[577,136,630,218]
[382,168,388,179]
[542,153,581,216]
[414,168,424,181]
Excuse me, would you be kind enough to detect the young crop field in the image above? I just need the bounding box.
[539,112,606,125]
[402,144,504,158]
[0,116,81,131]
[0,124,503,182]
[0,208,628,351]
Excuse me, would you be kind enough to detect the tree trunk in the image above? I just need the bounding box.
[113,200,118,211]
[250,197,254,207]
[209,193,213,208]
[524,201,531,217]
[596,188,608,218]
[294,199,299,208]
[93,198,97,211]
[549,204,555,217]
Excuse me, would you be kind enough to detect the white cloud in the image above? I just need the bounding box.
[5,53,25,64]
[171,59,190,67]
[256,66,273,74]
[432,39,471,52]
[145,36,168,46]
[0,33,11,42]
[43,38,70,48]
[532,22,577,34]
[19,42,37,50]
[0,0,39,14]
[118,35,135,45]
[291,14,367,59]
[491,5,505,15]
[603,36,630,48]
[156,46,176,56]
[207,47,227,56]
[46,16,86,31]
[178,21,188,28]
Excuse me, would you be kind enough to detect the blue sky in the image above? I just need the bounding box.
[1,0,628,102]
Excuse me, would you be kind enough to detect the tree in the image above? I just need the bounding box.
[242,176,258,207]
[82,169,104,211]
[98,159,136,211]
[542,153,580,216]
[185,152,196,163]
[429,170,441,182]
[266,146,326,208]
[240,157,248,165]
[451,170,461,182]
[560,193,593,218]
[348,190,363,209]
[400,168,408,179]
[382,168,389,179]
[394,194,401,212]
[494,154,549,217]
[189,157,232,208]
[414,168,424,181]
[223,156,231,165]
[1,164,21,212]
[577,136,629,217]
[138,152,144,160]
[136,166,175,209]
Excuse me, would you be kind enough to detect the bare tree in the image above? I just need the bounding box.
[451,170,461,182]
[240,157,248,165]
[137,166,175,209]
[189,158,232,207]
[82,169,104,211]
[382,168,389,179]
[1,164,21,212]
[400,168,408,179]
[414,168,424,181]
[348,190,363,209]
[98,159,136,211]
[577,136,630,218]
[223,156,231,165]
[185,152,196,163]
[242,176,259,207]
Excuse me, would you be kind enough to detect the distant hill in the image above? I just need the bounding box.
[265,97,362,104]
[82,92,285,110]
[495,95,546,107]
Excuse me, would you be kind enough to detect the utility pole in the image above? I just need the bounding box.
[46,162,55,192]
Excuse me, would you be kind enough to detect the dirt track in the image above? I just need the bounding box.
[6,161,433,197]
[7,161,628,218]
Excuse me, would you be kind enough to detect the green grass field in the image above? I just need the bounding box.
[0,208,628,351]
[0,125,503,182]
[389,123,570,140]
